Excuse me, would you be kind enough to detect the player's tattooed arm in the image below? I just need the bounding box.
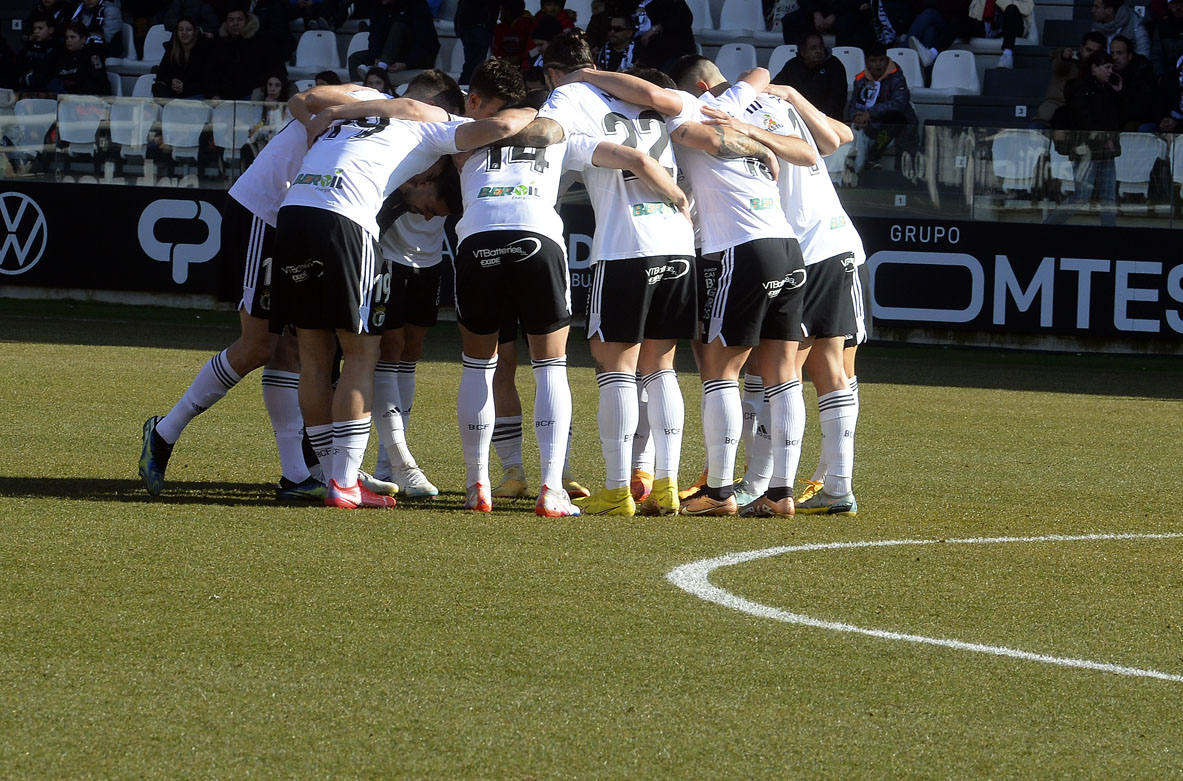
[490,116,566,148]
[563,68,684,115]
[700,105,817,167]
[671,121,780,180]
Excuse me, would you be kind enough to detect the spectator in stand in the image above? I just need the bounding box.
[454,0,499,84]
[251,67,291,100]
[158,0,220,35]
[846,41,918,174]
[595,12,637,72]
[782,0,876,48]
[70,0,124,56]
[871,0,914,47]
[349,0,439,85]
[772,31,848,118]
[314,68,341,84]
[633,0,696,70]
[1091,0,1149,57]
[363,64,393,92]
[27,0,72,42]
[585,0,611,49]
[17,13,62,91]
[534,0,576,33]
[251,0,296,62]
[210,5,281,99]
[524,13,562,68]
[493,0,534,68]
[1036,31,1105,126]
[1046,50,1121,227]
[152,17,213,97]
[1149,53,1183,131]
[122,0,168,61]
[966,0,1031,68]
[1110,34,1157,127]
[1148,0,1183,75]
[52,20,111,94]
[289,0,330,30]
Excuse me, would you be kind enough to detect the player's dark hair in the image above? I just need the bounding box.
[405,68,465,114]
[668,54,712,87]
[469,57,526,106]
[518,87,551,110]
[314,69,341,84]
[543,29,594,71]
[625,66,675,89]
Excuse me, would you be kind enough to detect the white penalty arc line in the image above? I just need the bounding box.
[667,532,1183,683]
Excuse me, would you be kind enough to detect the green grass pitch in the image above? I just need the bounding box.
[2,298,1182,777]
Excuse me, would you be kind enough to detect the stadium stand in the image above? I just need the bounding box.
[768,44,797,76]
[291,29,341,79]
[830,46,865,88]
[109,97,160,159]
[886,46,925,89]
[714,42,758,83]
[1115,132,1167,199]
[991,128,1049,195]
[160,99,211,166]
[57,94,108,159]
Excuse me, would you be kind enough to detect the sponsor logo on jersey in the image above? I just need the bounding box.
[749,197,776,211]
[282,259,324,283]
[477,183,539,198]
[645,258,690,285]
[759,114,783,133]
[137,198,221,284]
[292,168,346,189]
[830,215,847,229]
[630,202,676,217]
[762,268,807,298]
[0,191,48,276]
[472,237,543,267]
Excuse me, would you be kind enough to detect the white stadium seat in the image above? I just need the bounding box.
[768,44,797,77]
[831,46,865,88]
[886,46,924,89]
[1115,132,1167,198]
[714,43,758,83]
[991,129,1049,193]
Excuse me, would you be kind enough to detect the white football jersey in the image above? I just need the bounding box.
[228,87,384,227]
[381,212,445,269]
[666,89,793,256]
[718,82,866,267]
[280,116,465,239]
[454,135,591,250]
[538,82,694,262]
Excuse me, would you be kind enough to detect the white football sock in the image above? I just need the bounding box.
[458,354,497,488]
[702,379,740,490]
[261,369,309,483]
[631,375,654,473]
[597,371,637,490]
[532,356,571,491]
[157,349,241,444]
[492,415,524,469]
[396,361,416,427]
[767,379,803,491]
[331,417,370,488]
[643,369,683,481]
[818,388,857,496]
[374,360,415,473]
[741,373,763,455]
[743,398,773,495]
[306,422,334,480]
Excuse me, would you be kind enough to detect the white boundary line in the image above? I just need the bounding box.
[667,532,1183,683]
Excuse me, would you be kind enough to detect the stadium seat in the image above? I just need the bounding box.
[109,98,160,157]
[57,95,109,157]
[925,49,980,95]
[686,0,713,33]
[447,37,466,77]
[4,98,58,156]
[991,129,1049,193]
[1049,145,1075,194]
[346,31,369,64]
[131,73,156,97]
[105,21,135,66]
[719,0,764,32]
[1171,136,1183,191]
[886,46,924,89]
[767,44,797,76]
[714,43,758,83]
[826,141,854,185]
[1115,132,1167,198]
[831,46,865,87]
[161,99,212,162]
[292,30,340,77]
[107,71,123,97]
[293,78,315,92]
[560,0,593,27]
[212,100,263,161]
[141,24,170,67]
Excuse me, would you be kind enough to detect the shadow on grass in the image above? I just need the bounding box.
[0,477,534,513]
